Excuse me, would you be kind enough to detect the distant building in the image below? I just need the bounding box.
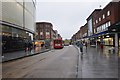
[58,34,62,39]
[71,34,76,43]
[71,29,81,43]
[36,22,62,48]
[36,22,53,40]
[79,23,88,42]
[51,29,57,40]
[36,22,53,47]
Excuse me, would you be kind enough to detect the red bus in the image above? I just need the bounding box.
[53,39,63,49]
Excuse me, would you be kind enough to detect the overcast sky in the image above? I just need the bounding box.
[36,0,112,39]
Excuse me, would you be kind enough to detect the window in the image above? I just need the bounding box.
[40,32,43,35]
[96,20,98,24]
[101,25,103,30]
[107,11,110,16]
[99,18,101,21]
[108,21,111,26]
[106,23,108,28]
[97,27,99,32]
[98,27,100,32]
[94,29,96,33]
[46,29,49,32]
[103,14,105,19]
[100,26,102,32]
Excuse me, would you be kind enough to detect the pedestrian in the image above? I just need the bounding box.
[34,44,36,50]
[100,43,104,50]
[85,42,87,50]
[100,38,104,50]
[79,41,84,55]
[28,42,33,52]
[24,42,28,52]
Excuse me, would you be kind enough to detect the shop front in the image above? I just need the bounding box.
[2,25,34,53]
[118,33,120,48]
[35,40,45,47]
[96,34,114,46]
[108,21,120,48]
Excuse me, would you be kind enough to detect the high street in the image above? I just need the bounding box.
[2,45,118,78]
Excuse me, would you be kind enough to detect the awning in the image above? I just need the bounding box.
[86,31,108,38]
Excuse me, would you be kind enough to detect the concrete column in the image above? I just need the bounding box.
[115,33,118,53]
[115,33,118,47]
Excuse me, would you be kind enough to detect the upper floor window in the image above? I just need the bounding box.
[96,20,98,24]
[99,17,101,22]
[103,14,105,19]
[94,29,96,33]
[107,11,110,16]
[105,23,108,28]
[40,32,43,35]
[46,29,49,32]
[108,21,111,26]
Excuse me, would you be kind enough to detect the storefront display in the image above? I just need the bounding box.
[2,25,34,53]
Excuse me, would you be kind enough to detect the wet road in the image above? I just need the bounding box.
[3,45,78,78]
[2,45,118,78]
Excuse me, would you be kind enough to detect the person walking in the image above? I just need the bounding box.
[85,42,87,50]
[24,42,28,52]
[28,42,33,52]
[79,41,84,55]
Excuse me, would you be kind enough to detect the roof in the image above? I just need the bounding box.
[36,22,53,26]
[86,9,101,21]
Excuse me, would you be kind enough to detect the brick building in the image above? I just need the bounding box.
[36,22,53,40]
[71,1,120,48]
[79,23,88,42]
[71,34,76,43]
[36,22,53,47]
[87,9,101,36]
[71,29,81,43]
[94,2,120,47]
[86,9,101,45]
[36,22,62,48]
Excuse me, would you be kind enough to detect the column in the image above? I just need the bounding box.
[115,33,118,53]
[115,33,118,47]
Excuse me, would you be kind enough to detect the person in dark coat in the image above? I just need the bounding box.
[78,41,84,55]
[24,42,28,52]
[28,42,33,52]
[85,42,87,50]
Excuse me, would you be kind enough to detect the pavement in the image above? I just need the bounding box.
[75,45,119,78]
[2,47,51,62]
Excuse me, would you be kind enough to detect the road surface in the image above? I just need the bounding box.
[2,45,118,78]
[3,45,78,78]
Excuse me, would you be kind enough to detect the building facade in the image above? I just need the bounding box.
[1,0,36,53]
[86,9,101,45]
[36,22,53,40]
[80,23,88,42]
[36,22,53,47]
[94,2,120,47]
[71,29,81,44]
